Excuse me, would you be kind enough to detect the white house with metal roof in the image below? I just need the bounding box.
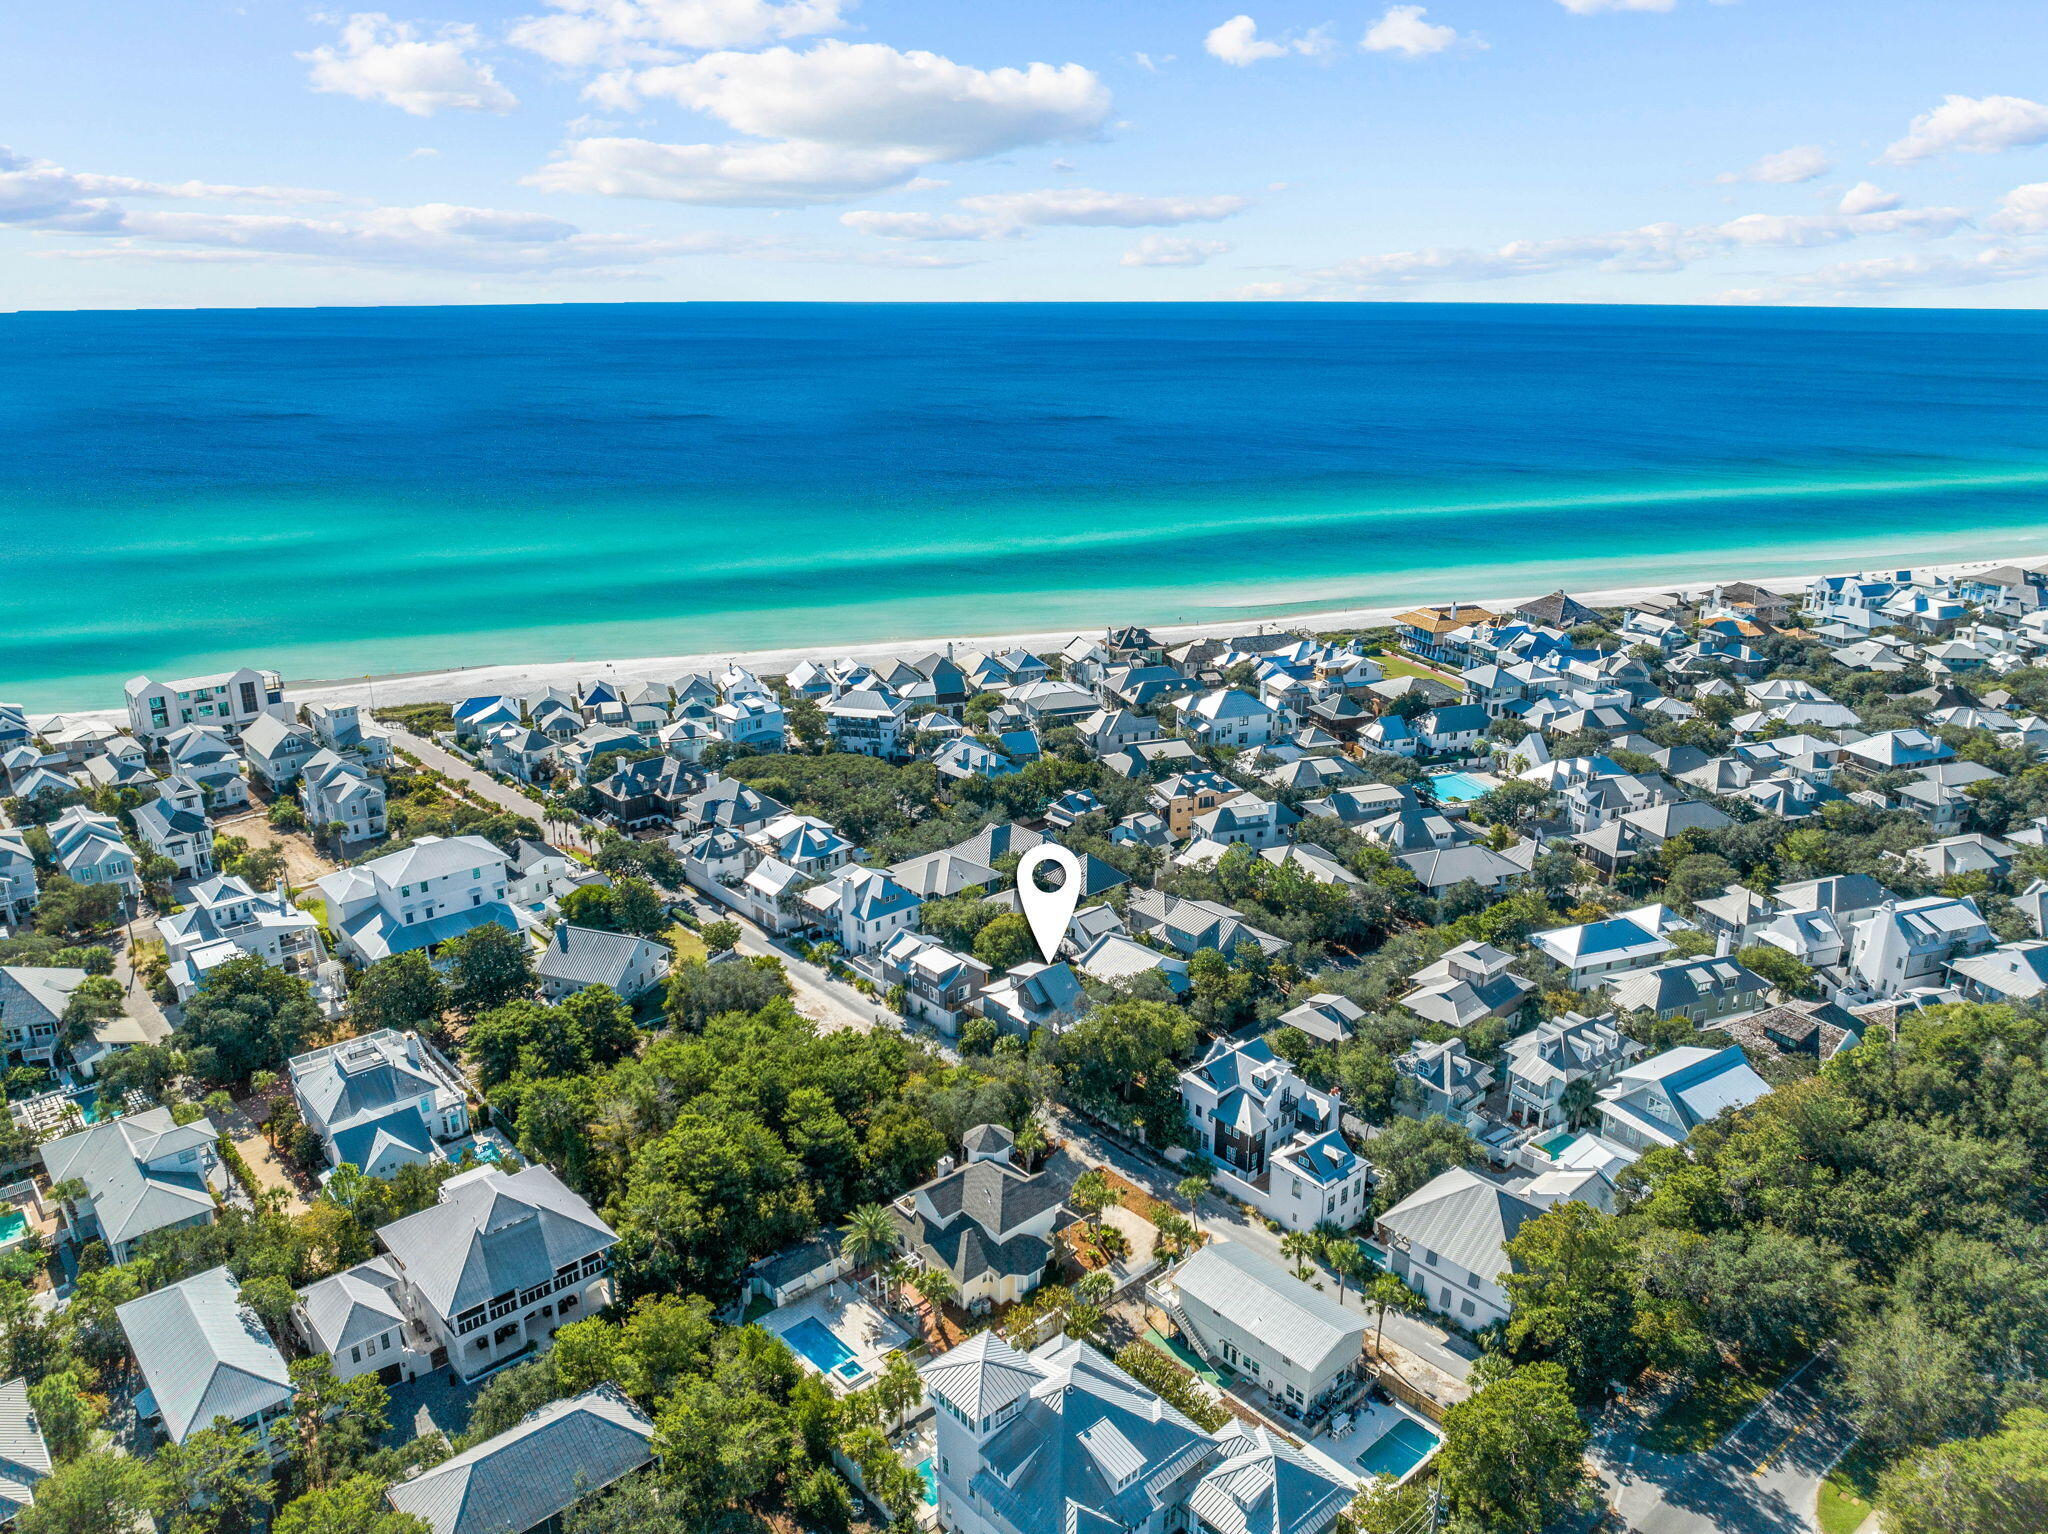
[0,965,87,1069]
[1178,1039,1369,1233]
[535,922,671,1004]
[0,1379,50,1523]
[125,666,285,742]
[1593,1045,1772,1157]
[385,1386,656,1534]
[158,873,325,1003]
[40,1106,223,1264]
[313,834,517,966]
[1531,904,1693,990]
[1375,1167,1546,1330]
[800,864,921,955]
[920,1331,1351,1534]
[45,806,137,905]
[1154,1241,1366,1420]
[287,1029,471,1179]
[374,1163,617,1381]
[117,1265,295,1460]
[293,1256,432,1385]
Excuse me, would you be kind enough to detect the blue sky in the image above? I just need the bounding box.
[6,0,2048,308]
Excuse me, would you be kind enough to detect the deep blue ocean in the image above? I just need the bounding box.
[5,301,2048,710]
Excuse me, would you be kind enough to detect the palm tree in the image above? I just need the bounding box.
[1279,1230,1319,1282]
[1175,1172,1213,1215]
[1153,1210,1199,1261]
[911,1265,958,1317]
[1325,1239,1369,1306]
[840,1203,898,1286]
[1368,1272,1424,1357]
[1559,1077,1598,1132]
[1015,1117,1048,1168]
[1069,1169,1114,1232]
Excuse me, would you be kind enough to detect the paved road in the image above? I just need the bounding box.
[1043,1105,1475,1383]
[386,727,588,848]
[1593,1355,1848,1534]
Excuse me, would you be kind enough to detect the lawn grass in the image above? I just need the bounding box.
[1817,1440,1885,1534]
[1641,1360,1785,1455]
[1378,650,1459,684]
[668,924,709,963]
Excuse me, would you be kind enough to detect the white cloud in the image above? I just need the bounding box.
[407,147,441,159]
[1716,145,1831,185]
[527,136,923,205]
[1311,201,1972,288]
[541,41,1111,206]
[0,144,749,274]
[1781,247,2048,295]
[618,42,1110,159]
[1883,94,2048,164]
[1122,235,1229,266]
[956,186,1248,228]
[1991,181,2048,233]
[1555,0,1674,13]
[301,13,517,117]
[1837,181,1901,215]
[840,186,1248,242]
[1361,6,1465,57]
[838,210,1009,240]
[508,0,847,70]
[1203,15,1328,67]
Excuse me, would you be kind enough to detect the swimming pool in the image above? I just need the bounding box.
[1428,771,1495,804]
[782,1316,865,1381]
[1356,1415,1441,1481]
[1537,1130,1577,1159]
[917,1456,936,1506]
[0,1210,26,1246]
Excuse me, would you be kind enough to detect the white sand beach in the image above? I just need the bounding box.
[234,550,2034,718]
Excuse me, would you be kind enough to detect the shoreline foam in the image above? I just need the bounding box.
[99,547,2017,724]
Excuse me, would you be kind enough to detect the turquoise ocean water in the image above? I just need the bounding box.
[5,301,2048,710]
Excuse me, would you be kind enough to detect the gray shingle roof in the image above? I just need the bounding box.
[385,1386,654,1534]
[117,1266,293,1444]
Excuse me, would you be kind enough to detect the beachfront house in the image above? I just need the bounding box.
[125,666,285,742]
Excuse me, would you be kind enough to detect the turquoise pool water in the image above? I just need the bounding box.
[1429,771,1495,803]
[1538,1130,1577,1159]
[783,1316,864,1381]
[1357,1416,1441,1480]
[0,1210,26,1245]
[917,1457,936,1506]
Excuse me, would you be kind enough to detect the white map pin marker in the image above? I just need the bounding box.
[1016,844,1084,964]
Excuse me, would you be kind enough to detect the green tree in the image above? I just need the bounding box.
[701,920,742,954]
[664,957,790,1030]
[348,950,449,1035]
[1367,1272,1423,1356]
[559,985,638,1070]
[1876,1406,2048,1534]
[1437,1361,1590,1532]
[1068,1169,1115,1232]
[1279,1230,1319,1282]
[1367,1113,1482,1212]
[1502,1201,1645,1403]
[237,1274,299,1336]
[289,1354,392,1490]
[1842,1305,1988,1454]
[14,1448,161,1534]
[443,923,535,1017]
[611,877,666,938]
[273,1478,432,1534]
[1055,1001,1198,1147]
[156,1419,275,1534]
[26,1368,103,1462]
[179,956,321,1084]
[1736,942,1817,998]
[58,975,125,1047]
[840,1203,899,1273]
[972,912,1035,972]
